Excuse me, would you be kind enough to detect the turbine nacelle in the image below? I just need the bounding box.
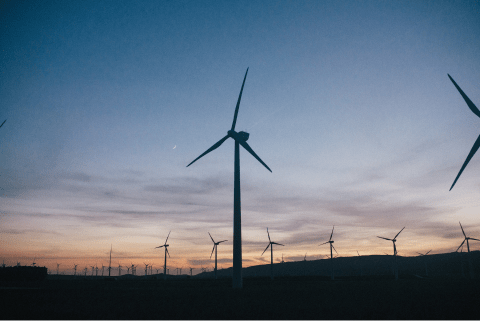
[228,130,249,142]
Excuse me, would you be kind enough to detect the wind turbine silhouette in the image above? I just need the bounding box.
[377,227,405,280]
[319,226,337,280]
[187,68,272,288]
[155,231,171,280]
[208,232,227,280]
[73,264,78,277]
[416,250,432,277]
[143,263,149,276]
[108,244,112,277]
[456,222,480,279]
[448,75,480,190]
[261,228,284,280]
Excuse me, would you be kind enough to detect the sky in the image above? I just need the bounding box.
[1,0,480,275]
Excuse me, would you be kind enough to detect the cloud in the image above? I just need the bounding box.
[144,176,229,195]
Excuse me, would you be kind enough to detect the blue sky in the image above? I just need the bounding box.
[1,0,480,274]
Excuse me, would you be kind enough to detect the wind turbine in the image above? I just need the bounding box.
[416,250,432,277]
[319,226,338,280]
[31,258,36,267]
[118,263,122,276]
[155,231,171,280]
[377,227,405,280]
[56,263,60,275]
[187,68,272,289]
[131,263,136,276]
[261,228,284,280]
[144,263,149,276]
[456,222,480,279]
[101,264,105,276]
[73,264,78,277]
[90,265,95,276]
[190,267,193,276]
[108,244,112,277]
[208,232,227,280]
[448,74,480,190]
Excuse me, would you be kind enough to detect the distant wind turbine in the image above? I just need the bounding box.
[187,68,272,289]
[416,250,432,277]
[144,263,149,276]
[448,74,480,190]
[155,231,171,280]
[261,228,284,280]
[319,226,338,280]
[73,264,78,277]
[377,227,405,280]
[208,232,227,280]
[118,263,122,276]
[456,222,480,279]
[108,244,112,277]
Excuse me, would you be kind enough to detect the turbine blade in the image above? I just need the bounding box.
[238,140,272,172]
[210,245,215,259]
[329,226,334,241]
[394,227,405,240]
[231,68,249,131]
[377,236,392,241]
[416,252,423,256]
[319,241,329,246]
[165,230,171,244]
[166,248,171,258]
[456,239,465,252]
[450,134,480,191]
[267,228,271,242]
[187,135,230,168]
[332,244,338,254]
[208,232,215,243]
[0,119,5,128]
[261,243,270,256]
[469,237,480,242]
[218,240,228,243]
[459,222,466,238]
[273,242,284,246]
[155,245,165,249]
[425,250,432,255]
[448,74,480,118]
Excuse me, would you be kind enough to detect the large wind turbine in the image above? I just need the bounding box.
[208,232,227,280]
[377,227,405,280]
[187,68,272,289]
[456,222,480,279]
[448,75,480,190]
[416,250,432,277]
[261,228,284,280]
[319,226,338,280]
[155,231,171,280]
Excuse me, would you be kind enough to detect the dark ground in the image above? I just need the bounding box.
[1,275,479,319]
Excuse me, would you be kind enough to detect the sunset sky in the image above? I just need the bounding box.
[1,0,480,275]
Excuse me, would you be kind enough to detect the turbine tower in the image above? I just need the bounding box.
[319,226,338,280]
[448,74,480,190]
[187,68,272,289]
[208,232,227,280]
[144,263,149,276]
[261,228,284,280]
[377,227,405,280]
[155,231,171,280]
[416,250,432,277]
[456,222,480,279]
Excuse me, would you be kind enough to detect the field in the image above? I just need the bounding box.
[1,275,479,319]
